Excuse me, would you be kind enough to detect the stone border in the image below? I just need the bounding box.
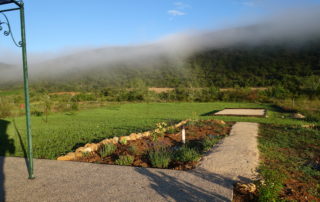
[57,120,190,161]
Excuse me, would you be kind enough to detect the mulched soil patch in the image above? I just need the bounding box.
[76,120,232,170]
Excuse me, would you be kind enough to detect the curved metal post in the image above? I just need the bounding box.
[0,0,34,179]
[19,2,34,179]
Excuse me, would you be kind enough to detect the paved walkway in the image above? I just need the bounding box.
[0,122,259,202]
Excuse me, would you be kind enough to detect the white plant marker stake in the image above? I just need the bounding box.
[182,126,186,144]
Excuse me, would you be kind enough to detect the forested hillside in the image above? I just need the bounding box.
[1,39,320,91]
[187,39,320,88]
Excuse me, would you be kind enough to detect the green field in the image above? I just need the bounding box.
[0,102,311,159]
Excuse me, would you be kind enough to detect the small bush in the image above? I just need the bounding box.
[148,149,172,168]
[151,122,168,141]
[71,102,79,111]
[99,143,117,158]
[115,155,134,166]
[82,151,91,157]
[119,138,128,145]
[202,135,220,152]
[173,146,200,162]
[31,110,44,117]
[166,127,177,134]
[128,145,138,155]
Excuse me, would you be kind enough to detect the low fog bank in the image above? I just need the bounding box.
[1,6,320,84]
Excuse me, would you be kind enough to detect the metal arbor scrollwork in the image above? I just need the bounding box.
[0,12,22,47]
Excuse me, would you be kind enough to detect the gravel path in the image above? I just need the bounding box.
[0,122,259,202]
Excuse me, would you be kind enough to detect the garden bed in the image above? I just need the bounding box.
[72,120,232,170]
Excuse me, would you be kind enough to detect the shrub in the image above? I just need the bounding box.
[99,143,117,158]
[128,145,138,155]
[148,149,172,168]
[202,135,221,152]
[82,151,91,157]
[71,102,79,111]
[119,138,128,145]
[173,146,200,162]
[115,155,134,166]
[71,93,97,102]
[151,122,168,141]
[31,110,44,117]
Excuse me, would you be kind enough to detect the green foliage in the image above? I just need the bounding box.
[71,102,79,111]
[99,143,117,158]
[202,135,221,152]
[151,122,167,141]
[31,110,44,117]
[42,94,52,123]
[0,102,311,159]
[148,148,172,168]
[119,138,128,145]
[0,98,12,118]
[258,168,285,202]
[166,127,178,134]
[128,145,138,155]
[115,155,134,166]
[173,146,201,162]
[82,151,91,157]
[71,93,97,102]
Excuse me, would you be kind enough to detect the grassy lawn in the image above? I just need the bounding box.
[0,102,311,159]
[258,124,320,201]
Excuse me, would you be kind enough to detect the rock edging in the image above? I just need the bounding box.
[57,120,190,161]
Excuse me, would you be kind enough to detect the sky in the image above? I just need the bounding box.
[0,0,320,55]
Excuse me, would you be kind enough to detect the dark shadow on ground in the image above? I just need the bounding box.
[13,119,29,169]
[269,104,297,113]
[200,110,220,116]
[135,167,231,201]
[0,119,15,202]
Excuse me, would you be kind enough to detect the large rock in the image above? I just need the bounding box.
[293,113,305,119]
[129,133,139,141]
[141,131,150,137]
[112,137,119,144]
[75,147,85,153]
[213,120,226,125]
[75,151,83,158]
[175,120,189,128]
[57,152,76,161]
[235,182,257,194]
[101,139,113,145]
[84,143,100,152]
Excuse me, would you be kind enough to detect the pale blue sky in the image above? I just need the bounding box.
[0,0,319,53]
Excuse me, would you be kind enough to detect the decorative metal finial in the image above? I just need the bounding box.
[0,12,22,47]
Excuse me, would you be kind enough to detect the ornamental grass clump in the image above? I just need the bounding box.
[148,148,172,168]
[202,135,221,152]
[115,155,134,166]
[173,146,200,162]
[99,143,117,158]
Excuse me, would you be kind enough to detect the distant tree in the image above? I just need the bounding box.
[42,94,52,123]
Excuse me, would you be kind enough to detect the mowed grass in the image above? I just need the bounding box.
[0,102,310,159]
